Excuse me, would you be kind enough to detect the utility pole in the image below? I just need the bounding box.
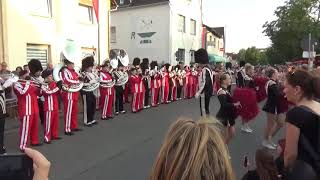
[308,33,312,70]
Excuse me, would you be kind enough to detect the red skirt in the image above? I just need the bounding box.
[278,95,289,114]
[233,87,259,122]
[254,76,268,102]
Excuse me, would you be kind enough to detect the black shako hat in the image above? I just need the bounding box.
[195,48,209,64]
[28,59,43,75]
[81,56,94,72]
[41,69,53,79]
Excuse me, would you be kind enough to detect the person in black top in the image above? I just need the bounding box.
[217,73,240,145]
[236,61,246,88]
[194,49,214,117]
[283,69,320,176]
[262,68,284,150]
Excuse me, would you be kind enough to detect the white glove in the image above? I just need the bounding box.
[195,92,200,99]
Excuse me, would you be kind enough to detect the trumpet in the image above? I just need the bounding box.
[15,79,49,88]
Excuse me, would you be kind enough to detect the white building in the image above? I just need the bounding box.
[0,0,111,69]
[110,0,203,65]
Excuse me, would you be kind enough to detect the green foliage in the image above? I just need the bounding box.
[237,47,268,65]
[263,0,320,64]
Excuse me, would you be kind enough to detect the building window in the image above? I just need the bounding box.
[27,44,50,69]
[190,19,196,35]
[78,4,94,24]
[190,50,195,62]
[29,0,52,17]
[178,15,186,33]
[111,26,117,43]
[213,38,216,48]
[177,49,185,62]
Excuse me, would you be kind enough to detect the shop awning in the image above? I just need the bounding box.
[208,54,229,63]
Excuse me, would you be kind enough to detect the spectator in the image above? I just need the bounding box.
[23,64,29,72]
[283,69,320,176]
[46,63,53,71]
[12,66,23,76]
[242,149,281,180]
[150,118,235,180]
[286,160,318,180]
[0,62,10,74]
[24,148,50,180]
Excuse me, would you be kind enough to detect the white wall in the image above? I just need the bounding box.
[110,4,170,64]
[169,0,202,65]
[2,0,109,69]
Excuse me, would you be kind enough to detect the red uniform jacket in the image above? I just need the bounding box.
[138,75,145,93]
[13,80,39,118]
[60,67,80,100]
[129,75,140,94]
[41,82,59,112]
[185,70,193,86]
[150,71,160,89]
[161,72,169,87]
[99,70,114,95]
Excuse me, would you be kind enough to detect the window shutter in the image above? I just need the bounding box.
[26,44,49,69]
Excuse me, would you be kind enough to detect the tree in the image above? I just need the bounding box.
[237,47,268,65]
[263,0,320,64]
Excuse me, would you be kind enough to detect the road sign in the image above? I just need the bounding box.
[302,51,316,58]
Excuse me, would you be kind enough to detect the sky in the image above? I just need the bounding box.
[203,0,286,53]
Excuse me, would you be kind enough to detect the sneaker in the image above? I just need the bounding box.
[269,140,277,148]
[241,126,250,133]
[0,147,6,155]
[245,125,253,133]
[262,140,276,150]
[115,112,119,115]
[143,106,148,109]
[120,110,126,114]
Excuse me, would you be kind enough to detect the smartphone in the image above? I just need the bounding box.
[0,154,34,180]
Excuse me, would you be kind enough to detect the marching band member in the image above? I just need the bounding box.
[130,67,140,112]
[60,59,81,136]
[41,69,61,144]
[194,49,214,117]
[236,61,246,88]
[137,66,145,111]
[176,65,184,100]
[28,59,45,125]
[169,66,177,102]
[81,56,98,126]
[161,64,170,104]
[233,63,259,133]
[114,64,126,115]
[225,62,233,92]
[184,66,193,99]
[14,70,41,151]
[0,72,17,154]
[99,60,115,120]
[141,58,151,108]
[191,65,198,97]
[150,61,160,107]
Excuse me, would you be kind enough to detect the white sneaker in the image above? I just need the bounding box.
[241,126,251,133]
[270,140,277,148]
[262,140,276,150]
[245,125,253,133]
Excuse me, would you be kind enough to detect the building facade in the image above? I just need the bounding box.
[0,0,110,69]
[202,25,227,63]
[110,0,202,65]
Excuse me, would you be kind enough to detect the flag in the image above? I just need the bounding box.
[93,0,99,23]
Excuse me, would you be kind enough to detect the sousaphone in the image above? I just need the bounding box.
[53,39,83,92]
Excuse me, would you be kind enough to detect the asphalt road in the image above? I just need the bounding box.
[4,96,284,180]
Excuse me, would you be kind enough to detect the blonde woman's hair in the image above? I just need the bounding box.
[245,63,254,74]
[150,118,235,180]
